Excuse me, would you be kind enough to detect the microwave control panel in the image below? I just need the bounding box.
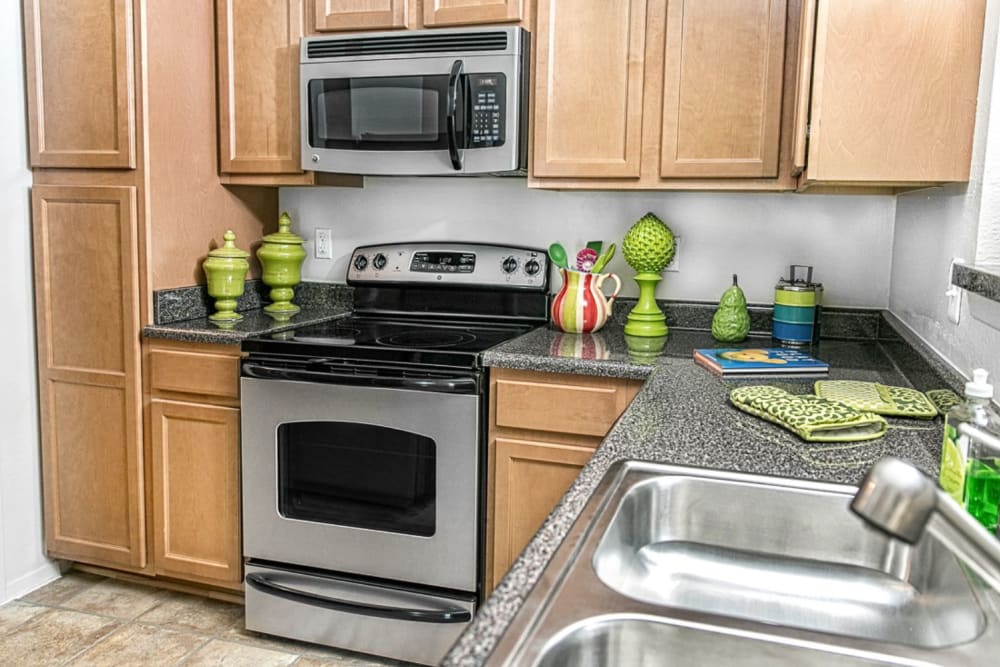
[467,74,506,148]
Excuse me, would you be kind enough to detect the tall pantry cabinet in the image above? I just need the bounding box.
[23,0,273,587]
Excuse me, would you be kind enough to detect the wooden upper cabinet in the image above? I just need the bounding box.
[314,0,409,31]
[23,0,136,169]
[532,0,648,178]
[32,185,145,570]
[423,0,523,26]
[659,0,787,178]
[217,0,304,175]
[800,0,986,185]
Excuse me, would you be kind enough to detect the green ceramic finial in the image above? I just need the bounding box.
[622,212,674,337]
[204,229,250,323]
[258,211,306,315]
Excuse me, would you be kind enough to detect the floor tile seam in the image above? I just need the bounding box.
[36,599,166,624]
[54,616,122,666]
[175,636,303,665]
[0,601,49,638]
[169,633,215,667]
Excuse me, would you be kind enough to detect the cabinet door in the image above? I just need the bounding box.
[532,0,648,177]
[423,0,522,26]
[490,437,592,588]
[150,400,242,586]
[314,0,408,31]
[217,0,305,175]
[32,185,145,570]
[23,0,136,168]
[659,0,787,178]
[804,0,986,183]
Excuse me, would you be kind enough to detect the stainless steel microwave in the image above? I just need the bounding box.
[300,27,529,176]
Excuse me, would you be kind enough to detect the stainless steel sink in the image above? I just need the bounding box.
[592,475,984,648]
[487,462,1000,666]
[535,614,907,667]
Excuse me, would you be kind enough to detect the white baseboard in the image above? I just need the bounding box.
[1,561,61,604]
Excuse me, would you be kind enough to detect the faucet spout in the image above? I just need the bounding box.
[852,455,1000,594]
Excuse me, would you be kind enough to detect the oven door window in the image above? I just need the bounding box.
[308,75,456,151]
[277,422,435,537]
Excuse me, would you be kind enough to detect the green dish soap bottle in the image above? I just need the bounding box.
[939,369,1000,531]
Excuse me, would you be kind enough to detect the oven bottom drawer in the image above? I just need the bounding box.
[244,562,476,666]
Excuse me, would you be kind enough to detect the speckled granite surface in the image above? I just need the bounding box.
[953,262,1000,304]
[444,316,964,667]
[144,282,353,344]
[142,305,352,345]
[609,299,883,340]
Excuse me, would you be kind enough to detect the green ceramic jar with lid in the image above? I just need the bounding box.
[258,211,306,315]
[203,230,249,323]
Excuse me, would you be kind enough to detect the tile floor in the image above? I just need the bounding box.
[0,571,413,666]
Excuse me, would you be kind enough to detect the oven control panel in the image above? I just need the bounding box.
[348,243,548,289]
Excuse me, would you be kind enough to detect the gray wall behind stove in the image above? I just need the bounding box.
[279,177,895,308]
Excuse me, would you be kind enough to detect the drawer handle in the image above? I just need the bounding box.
[245,573,472,624]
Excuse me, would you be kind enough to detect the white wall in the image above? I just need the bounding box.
[281,182,895,307]
[889,0,1000,385]
[0,2,59,603]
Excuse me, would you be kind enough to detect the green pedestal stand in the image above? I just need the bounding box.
[624,273,668,337]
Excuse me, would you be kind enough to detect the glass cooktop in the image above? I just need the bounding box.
[242,316,536,370]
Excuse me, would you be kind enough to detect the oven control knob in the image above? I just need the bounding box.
[373,253,387,271]
[502,256,519,274]
[524,259,541,276]
[353,255,368,271]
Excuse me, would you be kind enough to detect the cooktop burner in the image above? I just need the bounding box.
[376,330,478,349]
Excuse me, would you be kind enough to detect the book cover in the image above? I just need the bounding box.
[693,347,829,376]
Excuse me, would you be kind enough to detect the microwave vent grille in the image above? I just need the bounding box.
[306,32,509,59]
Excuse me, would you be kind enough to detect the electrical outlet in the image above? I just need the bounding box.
[315,228,333,259]
[665,236,681,272]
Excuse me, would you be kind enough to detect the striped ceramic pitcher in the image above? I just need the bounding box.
[551,268,622,334]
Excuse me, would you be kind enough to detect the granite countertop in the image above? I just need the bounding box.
[142,304,351,344]
[142,281,352,344]
[444,313,966,666]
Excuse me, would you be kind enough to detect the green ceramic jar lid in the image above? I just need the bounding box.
[208,230,249,258]
[262,212,304,245]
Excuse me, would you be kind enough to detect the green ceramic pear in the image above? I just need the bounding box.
[711,274,751,343]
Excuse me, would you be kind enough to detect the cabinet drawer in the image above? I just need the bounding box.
[149,347,240,399]
[494,370,639,438]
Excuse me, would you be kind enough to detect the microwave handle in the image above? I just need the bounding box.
[446,59,464,171]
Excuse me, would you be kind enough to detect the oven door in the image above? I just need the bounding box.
[240,374,480,592]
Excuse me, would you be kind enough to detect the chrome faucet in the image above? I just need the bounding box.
[852,435,1000,593]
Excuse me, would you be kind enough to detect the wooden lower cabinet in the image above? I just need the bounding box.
[487,368,642,591]
[490,437,593,587]
[145,339,243,590]
[150,400,241,586]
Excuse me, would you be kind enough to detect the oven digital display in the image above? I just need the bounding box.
[411,252,476,273]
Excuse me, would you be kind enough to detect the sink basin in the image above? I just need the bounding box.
[536,615,905,667]
[487,462,1000,667]
[592,474,985,648]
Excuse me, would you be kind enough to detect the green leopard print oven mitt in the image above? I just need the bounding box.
[730,385,888,442]
[814,380,938,419]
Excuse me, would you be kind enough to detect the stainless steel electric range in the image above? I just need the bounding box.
[239,242,548,665]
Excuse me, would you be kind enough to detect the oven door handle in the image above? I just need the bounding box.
[245,573,472,624]
[446,58,464,171]
[242,362,478,393]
